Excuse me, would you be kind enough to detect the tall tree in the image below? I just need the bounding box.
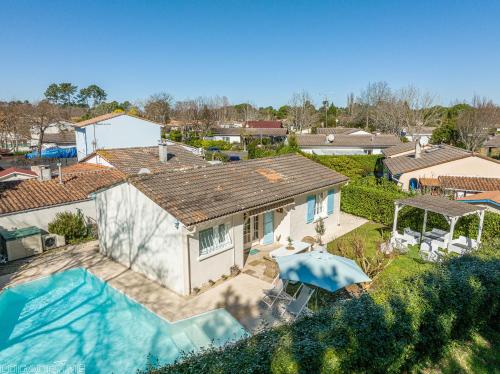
[78,85,107,108]
[44,82,78,106]
[456,96,499,152]
[144,92,173,124]
[286,91,318,132]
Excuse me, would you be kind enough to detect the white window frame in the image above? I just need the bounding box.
[199,222,232,260]
[314,191,327,221]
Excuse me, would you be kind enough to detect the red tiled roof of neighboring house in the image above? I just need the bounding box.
[0,167,123,215]
[0,167,37,178]
[74,113,164,128]
[457,191,500,205]
[128,153,349,227]
[61,163,112,174]
[245,120,283,129]
[419,177,441,187]
[438,176,500,192]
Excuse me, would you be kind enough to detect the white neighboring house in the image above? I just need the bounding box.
[297,134,401,155]
[73,113,164,160]
[0,167,38,182]
[205,127,288,144]
[402,127,435,143]
[94,154,349,295]
[383,143,500,191]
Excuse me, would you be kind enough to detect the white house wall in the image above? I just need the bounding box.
[209,135,241,144]
[76,116,162,160]
[0,200,96,232]
[95,183,186,295]
[399,156,500,191]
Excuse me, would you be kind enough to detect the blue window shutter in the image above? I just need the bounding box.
[306,195,315,223]
[327,189,335,215]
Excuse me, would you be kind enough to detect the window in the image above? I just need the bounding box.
[252,215,259,241]
[199,223,232,257]
[315,192,325,217]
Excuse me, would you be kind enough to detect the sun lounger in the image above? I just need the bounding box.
[262,276,289,308]
[280,284,315,320]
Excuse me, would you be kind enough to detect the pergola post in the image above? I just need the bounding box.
[392,203,402,236]
[420,209,428,245]
[447,216,458,251]
[477,210,485,244]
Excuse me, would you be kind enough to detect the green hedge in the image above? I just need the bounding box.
[305,154,383,178]
[145,247,500,373]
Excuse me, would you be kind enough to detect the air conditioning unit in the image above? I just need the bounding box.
[42,234,65,251]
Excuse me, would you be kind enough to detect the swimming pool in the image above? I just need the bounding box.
[0,268,248,373]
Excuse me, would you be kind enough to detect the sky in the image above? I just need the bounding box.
[1,0,499,108]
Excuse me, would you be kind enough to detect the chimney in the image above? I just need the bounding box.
[415,138,422,159]
[57,162,63,184]
[159,140,168,163]
[33,165,52,181]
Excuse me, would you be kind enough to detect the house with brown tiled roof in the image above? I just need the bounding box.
[94,153,349,295]
[296,133,401,155]
[73,113,165,161]
[383,144,500,191]
[0,163,123,233]
[81,141,209,176]
[457,191,500,214]
[0,167,37,182]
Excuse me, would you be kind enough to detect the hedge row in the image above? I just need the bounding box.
[145,247,500,373]
[341,183,500,242]
[305,154,383,178]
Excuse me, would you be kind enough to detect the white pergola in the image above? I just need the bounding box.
[392,195,486,250]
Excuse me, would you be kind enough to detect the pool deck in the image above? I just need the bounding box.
[0,241,276,332]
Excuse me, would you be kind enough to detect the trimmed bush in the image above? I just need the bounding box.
[48,211,89,243]
[144,247,500,373]
[305,154,383,178]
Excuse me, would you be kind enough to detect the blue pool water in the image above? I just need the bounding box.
[0,268,248,373]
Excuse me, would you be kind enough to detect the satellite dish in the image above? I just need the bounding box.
[327,134,335,143]
[419,137,429,146]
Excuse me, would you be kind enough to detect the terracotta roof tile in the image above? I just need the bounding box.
[457,191,500,205]
[438,176,500,192]
[91,143,209,176]
[129,153,349,226]
[383,145,472,175]
[0,167,37,179]
[0,168,123,215]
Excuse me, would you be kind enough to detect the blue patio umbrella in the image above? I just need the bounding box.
[275,249,371,292]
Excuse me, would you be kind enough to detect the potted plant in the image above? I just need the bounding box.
[315,217,326,245]
[286,236,294,250]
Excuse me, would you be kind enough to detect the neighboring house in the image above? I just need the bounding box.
[316,127,371,136]
[457,191,500,214]
[206,127,287,144]
[297,134,401,155]
[383,144,500,191]
[483,135,499,158]
[94,154,348,295]
[36,131,77,149]
[382,142,432,158]
[244,120,283,129]
[73,113,164,161]
[82,141,208,176]
[419,176,500,198]
[0,167,38,182]
[0,163,122,231]
[402,127,435,143]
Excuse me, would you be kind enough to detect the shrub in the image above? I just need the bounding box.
[144,247,500,373]
[48,211,90,243]
[305,154,383,178]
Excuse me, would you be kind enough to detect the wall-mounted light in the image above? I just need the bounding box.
[174,220,180,229]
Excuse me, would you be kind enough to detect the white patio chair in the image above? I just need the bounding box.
[262,276,289,308]
[403,228,421,245]
[449,236,478,255]
[280,284,315,320]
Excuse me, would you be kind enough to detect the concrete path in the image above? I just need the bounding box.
[0,241,274,332]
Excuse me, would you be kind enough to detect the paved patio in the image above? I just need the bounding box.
[0,241,276,332]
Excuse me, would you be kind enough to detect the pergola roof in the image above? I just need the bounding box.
[395,195,485,217]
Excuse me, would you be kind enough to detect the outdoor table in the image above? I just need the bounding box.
[270,241,310,258]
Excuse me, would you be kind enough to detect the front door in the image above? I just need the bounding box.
[262,211,274,245]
